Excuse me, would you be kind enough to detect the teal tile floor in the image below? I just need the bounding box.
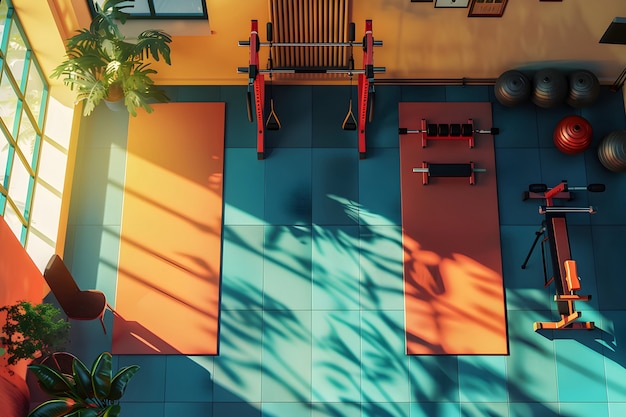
[54,84,626,417]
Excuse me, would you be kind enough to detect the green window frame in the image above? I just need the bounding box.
[0,0,49,245]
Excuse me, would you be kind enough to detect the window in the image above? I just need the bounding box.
[87,0,208,20]
[1,0,70,269]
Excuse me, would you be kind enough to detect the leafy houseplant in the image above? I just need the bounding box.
[0,301,70,367]
[51,0,172,116]
[28,352,139,417]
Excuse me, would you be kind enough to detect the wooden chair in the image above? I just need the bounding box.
[43,255,113,334]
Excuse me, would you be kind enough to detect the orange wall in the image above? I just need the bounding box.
[0,216,45,382]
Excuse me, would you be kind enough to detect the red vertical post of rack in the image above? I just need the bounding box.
[249,20,265,160]
[358,20,374,159]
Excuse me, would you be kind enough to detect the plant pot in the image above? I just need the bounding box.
[104,84,126,112]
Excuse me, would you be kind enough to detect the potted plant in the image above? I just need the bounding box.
[0,301,70,368]
[28,352,139,417]
[51,0,172,116]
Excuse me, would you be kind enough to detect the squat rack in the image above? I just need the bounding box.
[238,20,384,160]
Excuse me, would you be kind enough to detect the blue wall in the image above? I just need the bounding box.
[61,84,626,417]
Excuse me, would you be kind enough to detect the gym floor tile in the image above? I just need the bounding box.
[164,403,213,417]
[311,402,361,417]
[495,148,542,226]
[219,86,257,148]
[265,85,313,149]
[508,402,559,417]
[312,85,360,148]
[506,311,558,403]
[592,226,626,310]
[554,334,608,403]
[360,311,410,403]
[262,402,312,417]
[362,402,410,417]
[410,402,460,417]
[312,225,360,310]
[458,356,508,403]
[261,311,312,402]
[223,148,266,226]
[164,356,213,402]
[400,86,446,102]
[70,146,126,226]
[120,402,164,417]
[445,85,490,103]
[536,105,580,148]
[359,225,404,311]
[581,88,626,141]
[460,402,509,417]
[264,148,312,225]
[213,310,263,402]
[600,311,626,402]
[212,403,261,417]
[367,85,402,148]
[500,225,554,311]
[221,225,265,310]
[311,148,359,225]
[491,102,538,149]
[119,355,167,402]
[558,402,609,417]
[311,310,361,402]
[408,355,460,403]
[358,147,401,226]
[263,225,312,310]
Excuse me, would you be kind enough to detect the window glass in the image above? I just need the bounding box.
[154,0,204,15]
[25,61,45,127]
[0,71,18,135]
[30,181,61,242]
[5,22,27,91]
[6,151,30,219]
[3,197,23,239]
[17,108,38,169]
[0,1,8,45]
[89,0,206,18]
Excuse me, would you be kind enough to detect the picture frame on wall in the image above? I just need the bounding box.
[468,0,508,17]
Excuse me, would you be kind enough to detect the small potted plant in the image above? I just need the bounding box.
[28,352,139,417]
[51,0,172,116]
[0,301,70,369]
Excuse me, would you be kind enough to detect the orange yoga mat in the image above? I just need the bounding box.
[112,102,225,355]
[399,102,508,355]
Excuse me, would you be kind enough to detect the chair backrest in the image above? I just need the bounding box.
[43,255,82,307]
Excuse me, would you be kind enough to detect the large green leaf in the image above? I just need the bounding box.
[134,30,172,64]
[90,352,112,400]
[72,357,94,399]
[107,365,140,400]
[28,399,75,417]
[28,364,77,397]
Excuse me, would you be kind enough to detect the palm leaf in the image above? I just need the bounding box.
[28,364,77,397]
[134,30,172,64]
[107,365,140,400]
[90,352,113,400]
[28,399,75,417]
[72,357,94,400]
